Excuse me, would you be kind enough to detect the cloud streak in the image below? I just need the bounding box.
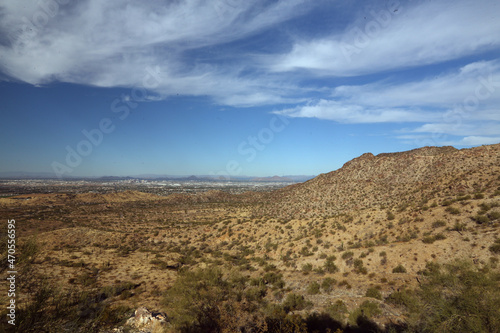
[274,60,500,145]
[0,0,311,105]
[0,0,499,146]
[271,0,500,76]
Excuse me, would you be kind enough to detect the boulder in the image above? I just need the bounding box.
[124,307,168,331]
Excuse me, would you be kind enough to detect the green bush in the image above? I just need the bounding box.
[341,251,354,260]
[451,221,467,231]
[325,300,348,323]
[306,281,321,295]
[473,214,490,224]
[161,266,262,332]
[323,258,338,273]
[321,277,336,293]
[282,293,308,313]
[489,211,500,220]
[392,264,407,273]
[301,263,313,273]
[348,300,381,325]
[365,287,382,300]
[405,260,500,332]
[431,220,447,228]
[386,288,419,313]
[433,233,446,241]
[245,286,267,302]
[490,239,500,254]
[445,206,461,215]
[263,272,285,288]
[422,233,446,244]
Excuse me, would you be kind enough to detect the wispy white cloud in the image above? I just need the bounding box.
[454,136,500,146]
[274,99,440,123]
[0,0,499,150]
[275,60,500,121]
[274,59,500,145]
[0,0,311,106]
[331,60,500,109]
[271,0,500,76]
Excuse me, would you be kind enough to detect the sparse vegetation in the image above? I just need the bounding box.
[390,260,500,332]
[2,143,500,332]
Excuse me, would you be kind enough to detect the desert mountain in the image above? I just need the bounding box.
[255,144,500,218]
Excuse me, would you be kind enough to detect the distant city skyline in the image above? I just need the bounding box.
[1,0,499,178]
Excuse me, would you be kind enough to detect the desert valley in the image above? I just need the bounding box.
[1,143,500,333]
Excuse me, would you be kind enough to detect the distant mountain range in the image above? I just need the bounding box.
[0,172,314,183]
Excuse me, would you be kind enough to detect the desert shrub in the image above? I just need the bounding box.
[282,293,309,313]
[245,286,267,302]
[323,257,339,273]
[18,236,39,265]
[422,236,435,244]
[306,281,321,295]
[433,233,446,241]
[263,272,285,288]
[161,266,258,332]
[403,260,500,332]
[365,287,382,300]
[353,258,363,269]
[353,259,368,274]
[263,308,308,333]
[387,211,395,220]
[451,221,467,231]
[442,199,454,206]
[445,206,461,215]
[422,233,446,244]
[479,202,492,213]
[386,288,419,313]
[341,251,354,260]
[299,246,313,257]
[474,193,485,199]
[321,277,336,293]
[431,220,446,228]
[490,239,500,254]
[489,210,500,220]
[325,300,348,323]
[301,263,313,274]
[338,280,352,289]
[348,300,381,325]
[392,264,407,273]
[474,214,490,224]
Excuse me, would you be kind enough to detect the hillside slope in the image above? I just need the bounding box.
[256,144,500,218]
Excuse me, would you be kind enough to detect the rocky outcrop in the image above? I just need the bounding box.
[112,307,167,333]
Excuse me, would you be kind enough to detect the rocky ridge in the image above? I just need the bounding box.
[255,144,500,218]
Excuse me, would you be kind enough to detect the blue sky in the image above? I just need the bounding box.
[0,0,499,178]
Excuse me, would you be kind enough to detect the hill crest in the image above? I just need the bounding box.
[256,144,500,218]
